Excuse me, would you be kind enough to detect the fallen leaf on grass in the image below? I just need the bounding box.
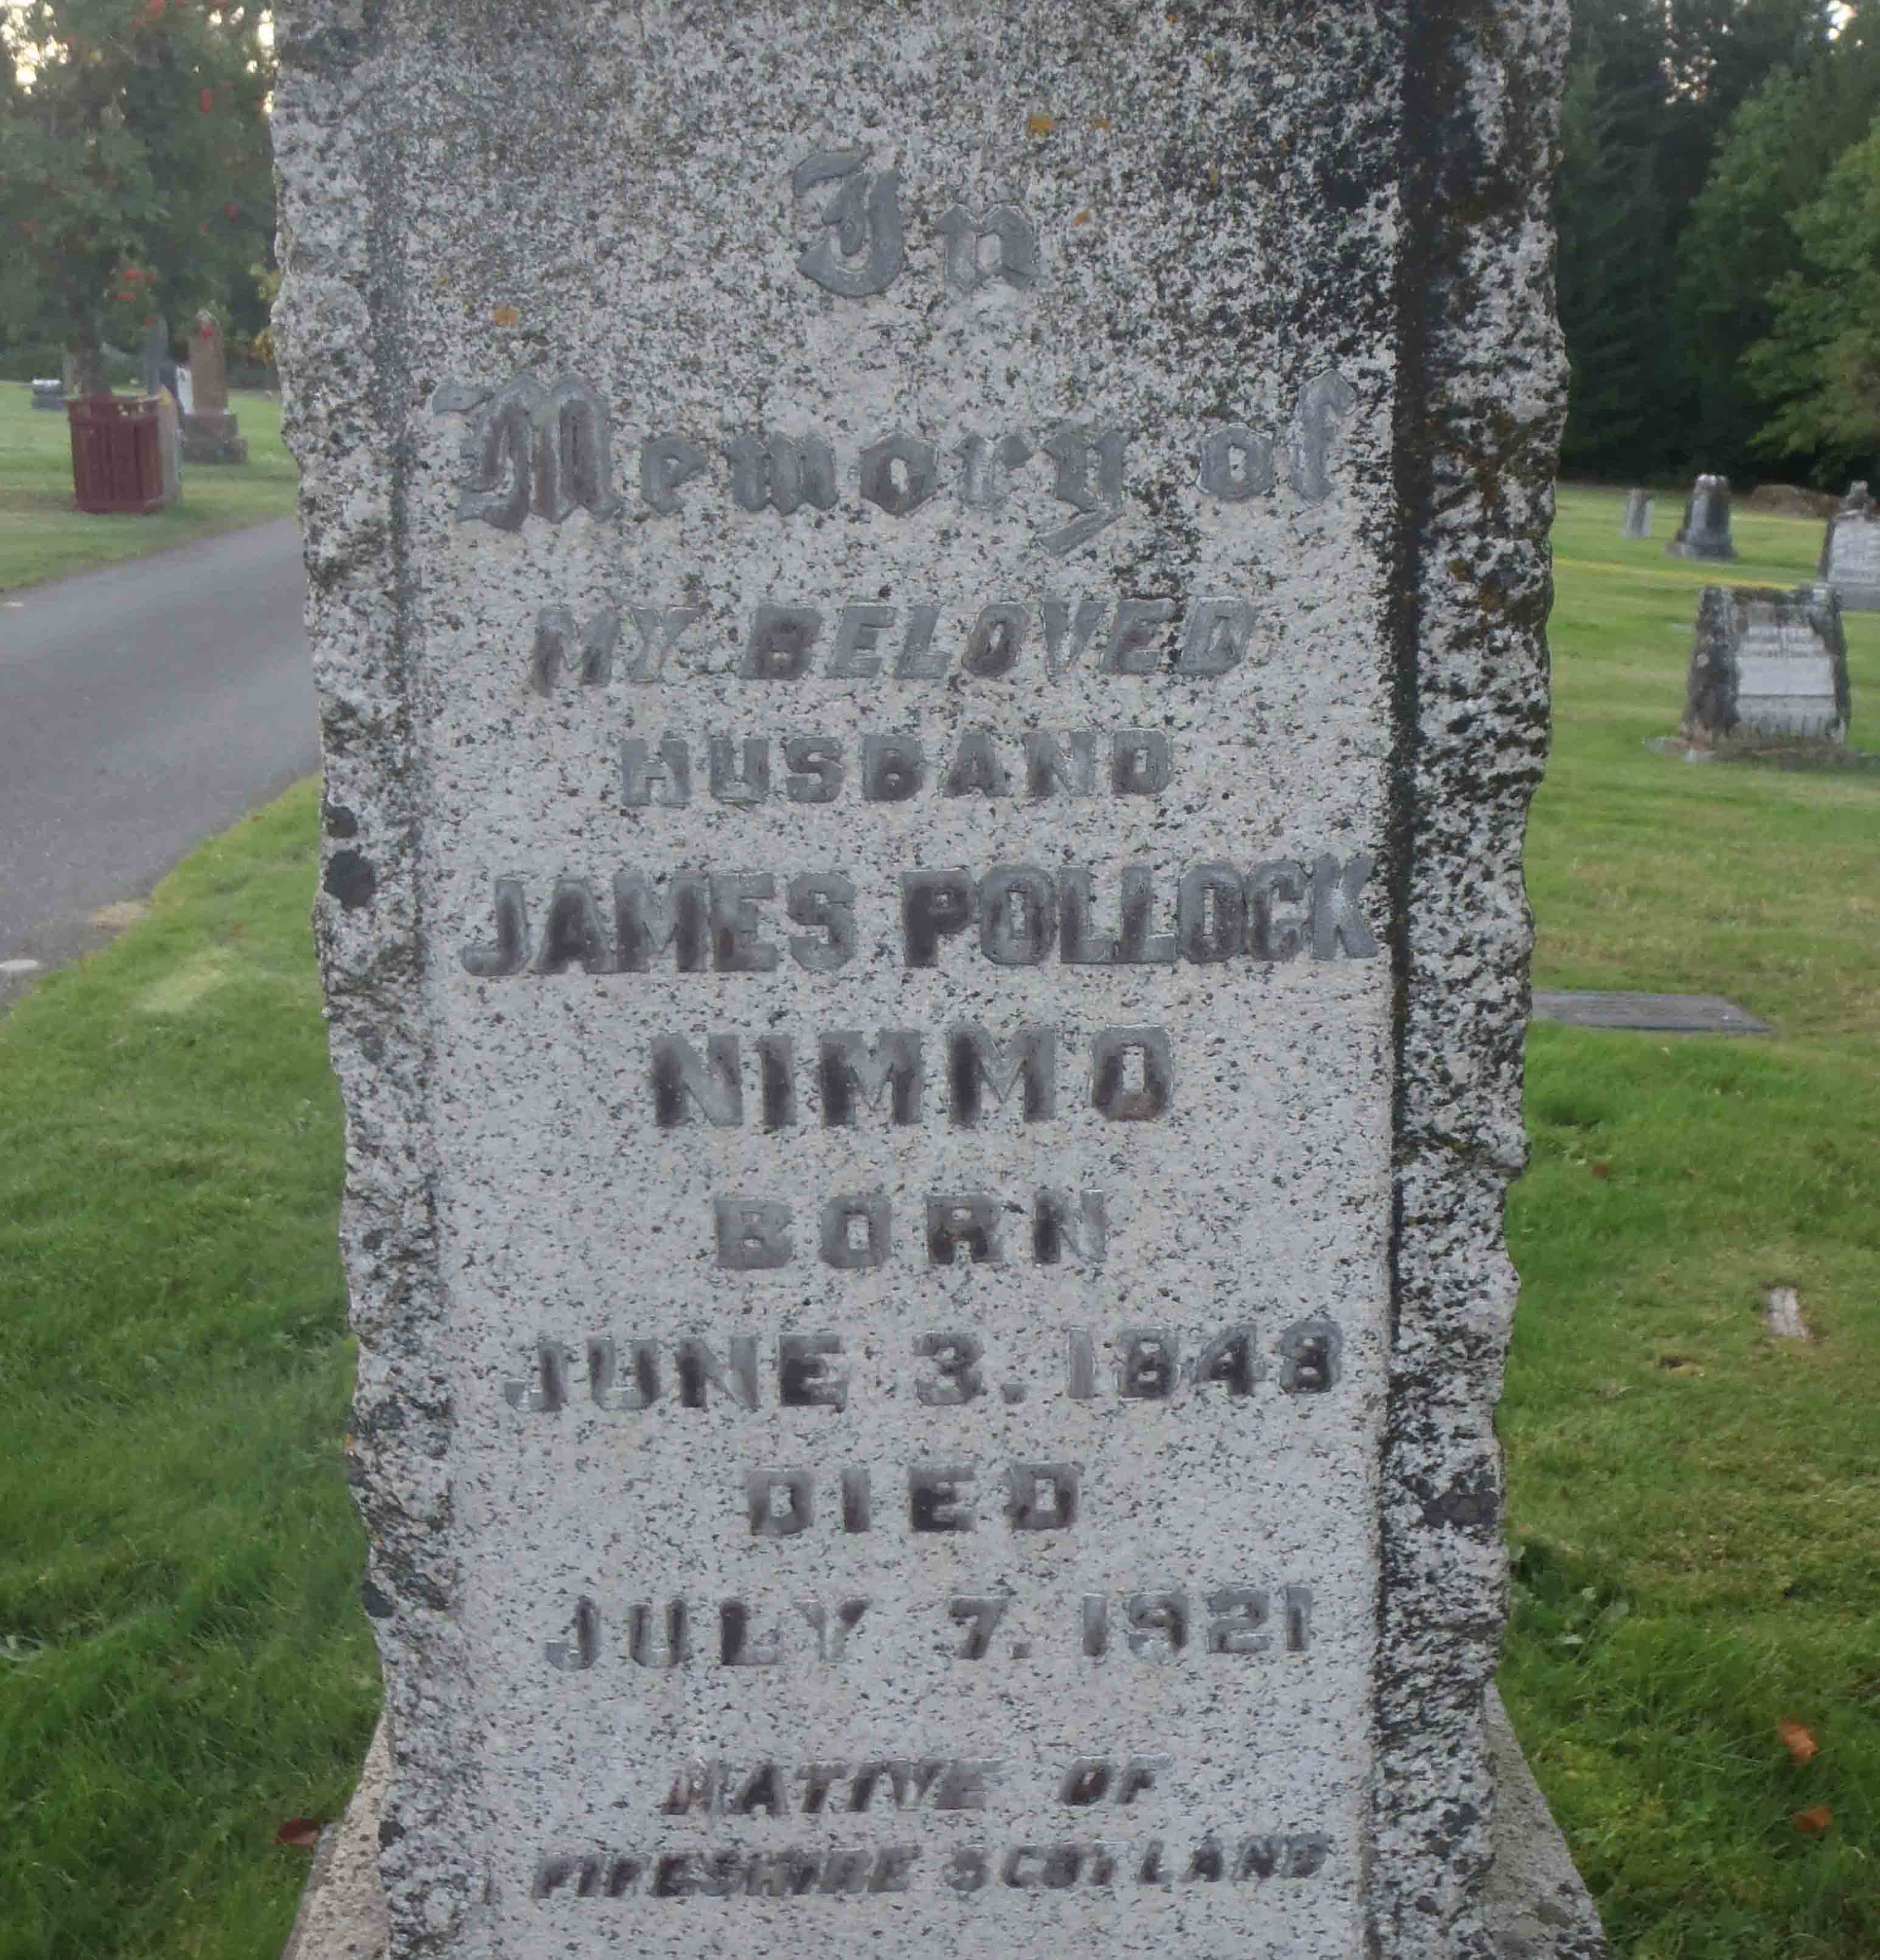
[276,1818,322,1849]
[1792,1804,1833,1837]
[1778,1718,1820,1767]
[1590,1161,1610,1179]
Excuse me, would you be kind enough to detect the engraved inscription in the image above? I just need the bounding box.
[431,374,620,529]
[458,856,1380,981]
[433,375,1361,534]
[792,151,906,298]
[529,1831,1334,1902]
[505,1325,1343,1411]
[938,203,1039,293]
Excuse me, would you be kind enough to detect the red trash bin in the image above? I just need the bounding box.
[67,395,165,515]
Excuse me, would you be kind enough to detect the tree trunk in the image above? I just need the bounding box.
[63,339,108,398]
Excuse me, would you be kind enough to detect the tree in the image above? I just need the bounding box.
[0,2,275,391]
[1674,30,1880,473]
[1655,0,1836,215]
[1551,0,1842,481]
[1554,50,1676,474]
[1747,117,1880,479]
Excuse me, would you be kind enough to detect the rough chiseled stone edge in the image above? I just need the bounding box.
[1379,2,1600,1957]
[274,5,484,1952]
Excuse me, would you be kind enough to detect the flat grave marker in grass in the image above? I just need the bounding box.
[1532,992,1773,1035]
[274,5,1598,1958]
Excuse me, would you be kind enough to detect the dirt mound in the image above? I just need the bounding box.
[1744,483,1838,519]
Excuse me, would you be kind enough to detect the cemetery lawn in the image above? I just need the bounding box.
[0,491,1875,1959]
[0,782,376,1960]
[1503,490,1880,1959]
[0,387,297,594]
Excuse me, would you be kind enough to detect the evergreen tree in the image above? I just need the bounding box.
[1553,0,1841,480]
[0,2,274,389]
[1675,50,1880,474]
[1747,117,1880,479]
[1555,50,1674,474]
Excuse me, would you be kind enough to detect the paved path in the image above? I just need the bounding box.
[0,520,315,1004]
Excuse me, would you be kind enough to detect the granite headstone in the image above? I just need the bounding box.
[1666,473,1735,561]
[1682,585,1851,747]
[276,4,1596,1958]
[153,387,183,507]
[29,378,63,412]
[1620,488,1651,539]
[141,313,174,399]
[180,308,248,464]
[1817,493,1880,610]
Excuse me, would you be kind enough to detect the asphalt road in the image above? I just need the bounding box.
[0,518,316,1003]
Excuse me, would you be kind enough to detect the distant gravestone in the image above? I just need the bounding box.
[1683,585,1850,747]
[1666,473,1736,560]
[153,388,183,507]
[1818,492,1880,610]
[275,6,1604,1959]
[179,310,247,464]
[1620,488,1651,538]
[141,314,173,399]
[29,378,63,412]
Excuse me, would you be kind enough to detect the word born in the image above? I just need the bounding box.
[431,370,1357,552]
[459,855,1379,981]
[710,1192,1114,1271]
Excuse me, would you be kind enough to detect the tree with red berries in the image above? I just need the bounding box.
[1,2,274,392]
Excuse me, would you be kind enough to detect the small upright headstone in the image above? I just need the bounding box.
[1666,473,1736,561]
[153,388,183,507]
[1818,487,1880,610]
[141,314,173,399]
[29,378,63,412]
[1620,488,1652,538]
[179,309,247,465]
[276,7,1603,1959]
[1682,585,1850,748]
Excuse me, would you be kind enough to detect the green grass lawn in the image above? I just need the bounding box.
[0,787,375,1960]
[0,490,1874,1957]
[1503,490,1880,1958]
[0,384,298,594]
